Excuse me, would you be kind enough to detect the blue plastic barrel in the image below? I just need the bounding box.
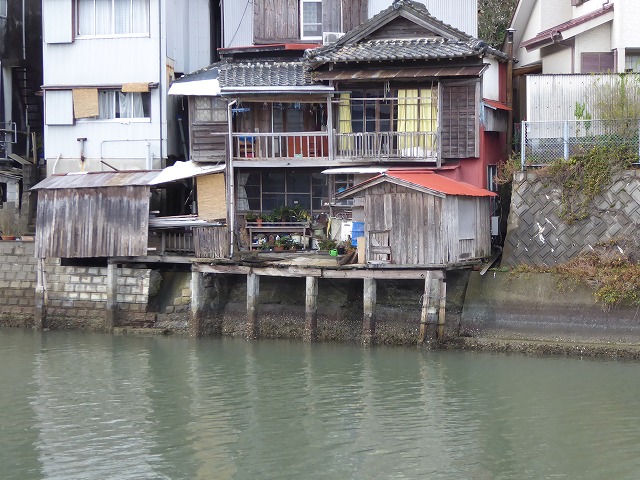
[351,221,364,246]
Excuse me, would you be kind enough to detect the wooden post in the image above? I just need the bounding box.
[189,270,205,337]
[34,258,46,330]
[105,262,118,332]
[246,272,260,339]
[363,278,376,346]
[304,276,318,342]
[437,276,447,341]
[418,271,433,344]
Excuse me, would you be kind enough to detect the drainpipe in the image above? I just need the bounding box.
[77,137,87,171]
[227,99,237,257]
[158,0,164,167]
[506,28,515,155]
[22,0,26,60]
[145,141,152,170]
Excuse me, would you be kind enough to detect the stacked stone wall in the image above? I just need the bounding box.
[502,170,640,266]
[0,241,37,327]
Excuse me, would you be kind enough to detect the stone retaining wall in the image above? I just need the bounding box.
[0,240,37,327]
[502,170,640,267]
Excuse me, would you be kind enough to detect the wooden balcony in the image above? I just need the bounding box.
[231,131,439,165]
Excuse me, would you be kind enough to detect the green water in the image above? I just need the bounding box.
[1,329,640,479]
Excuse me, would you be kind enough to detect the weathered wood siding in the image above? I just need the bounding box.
[35,187,150,259]
[440,82,480,159]
[189,97,228,162]
[253,0,299,43]
[363,184,491,265]
[342,0,368,32]
[193,226,230,258]
[364,183,446,266]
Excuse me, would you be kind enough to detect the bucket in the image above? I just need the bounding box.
[351,221,364,246]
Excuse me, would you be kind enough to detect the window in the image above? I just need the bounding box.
[581,52,615,73]
[300,0,322,40]
[238,169,328,213]
[0,0,7,18]
[625,52,640,73]
[194,97,227,123]
[98,90,150,119]
[77,0,150,36]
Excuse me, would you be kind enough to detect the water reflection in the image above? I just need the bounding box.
[1,330,640,479]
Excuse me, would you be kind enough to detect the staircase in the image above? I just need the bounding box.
[14,66,43,152]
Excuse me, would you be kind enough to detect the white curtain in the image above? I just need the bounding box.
[77,0,95,35]
[132,0,150,33]
[95,0,112,35]
[118,92,145,118]
[114,0,130,34]
[237,173,250,211]
[98,91,115,119]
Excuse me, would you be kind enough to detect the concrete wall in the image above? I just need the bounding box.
[462,271,640,344]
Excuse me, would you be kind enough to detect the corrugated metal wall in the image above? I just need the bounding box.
[526,74,640,122]
[35,186,150,259]
[224,0,254,48]
[368,0,477,37]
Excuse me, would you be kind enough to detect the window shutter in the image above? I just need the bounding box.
[254,0,299,44]
[45,90,74,125]
[43,0,73,44]
[342,0,368,32]
[440,83,479,159]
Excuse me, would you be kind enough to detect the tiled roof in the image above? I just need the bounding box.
[219,61,316,87]
[307,38,500,65]
[521,3,614,51]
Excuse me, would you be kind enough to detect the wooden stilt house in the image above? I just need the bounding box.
[335,169,496,266]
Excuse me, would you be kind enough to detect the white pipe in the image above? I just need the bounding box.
[22,0,26,60]
[145,142,152,169]
[52,154,62,174]
[227,99,237,257]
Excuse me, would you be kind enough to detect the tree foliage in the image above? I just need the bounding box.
[477,0,519,48]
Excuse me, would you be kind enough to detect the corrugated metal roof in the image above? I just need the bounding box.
[32,171,160,190]
[386,170,497,196]
[483,98,511,111]
[337,169,496,198]
[313,65,486,81]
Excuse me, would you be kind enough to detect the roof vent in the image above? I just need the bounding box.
[323,32,344,45]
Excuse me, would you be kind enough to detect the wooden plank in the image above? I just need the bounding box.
[254,267,322,277]
[437,277,447,340]
[195,264,252,275]
[322,269,444,280]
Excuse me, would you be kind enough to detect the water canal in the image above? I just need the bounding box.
[2,329,640,479]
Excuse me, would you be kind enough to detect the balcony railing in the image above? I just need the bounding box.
[231,130,438,161]
[521,119,640,169]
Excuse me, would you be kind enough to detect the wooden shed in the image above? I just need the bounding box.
[32,171,160,259]
[335,170,497,267]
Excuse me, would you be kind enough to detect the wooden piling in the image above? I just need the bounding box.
[105,262,118,332]
[34,258,46,330]
[363,278,376,346]
[189,270,205,337]
[304,276,318,342]
[246,272,260,339]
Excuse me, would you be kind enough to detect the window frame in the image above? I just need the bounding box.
[0,0,7,18]
[73,89,151,122]
[76,0,151,38]
[300,0,323,41]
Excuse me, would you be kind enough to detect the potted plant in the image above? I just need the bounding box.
[0,204,27,240]
[274,237,287,252]
[245,211,257,222]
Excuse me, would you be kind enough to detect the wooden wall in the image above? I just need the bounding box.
[35,187,150,259]
[363,183,491,266]
[440,82,480,159]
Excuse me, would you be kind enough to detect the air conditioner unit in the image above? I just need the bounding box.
[322,31,344,45]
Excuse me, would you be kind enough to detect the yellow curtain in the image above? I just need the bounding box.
[419,88,437,150]
[338,93,354,151]
[397,89,420,149]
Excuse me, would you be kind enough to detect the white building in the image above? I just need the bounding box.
[42,0,219,175]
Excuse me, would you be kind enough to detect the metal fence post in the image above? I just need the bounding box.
[563,120,570,160]
[521,121,526,171]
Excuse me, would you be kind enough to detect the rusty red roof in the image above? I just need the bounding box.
[521,4,613,51]
[336,169,496,198]
[386,170,497,197]
[483,98,511,111]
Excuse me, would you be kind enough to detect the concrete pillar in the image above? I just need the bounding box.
[437,277,447,341]
[246,272,259,339]
[363,278,376,346]
[189,270,206,337]
[105,262,118,332]
[419,271,433,344]
[34,258,46,330]
[304,276,318,342]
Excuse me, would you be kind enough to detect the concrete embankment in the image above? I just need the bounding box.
[2,240,640,352]
[461,271,640,347]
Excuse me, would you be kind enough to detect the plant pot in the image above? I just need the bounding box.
[274,245,285,252]
[1,235,16,241]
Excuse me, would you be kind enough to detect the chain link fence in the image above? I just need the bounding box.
[520,119,640,169]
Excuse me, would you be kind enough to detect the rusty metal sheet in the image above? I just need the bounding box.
[31,171,161,190]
